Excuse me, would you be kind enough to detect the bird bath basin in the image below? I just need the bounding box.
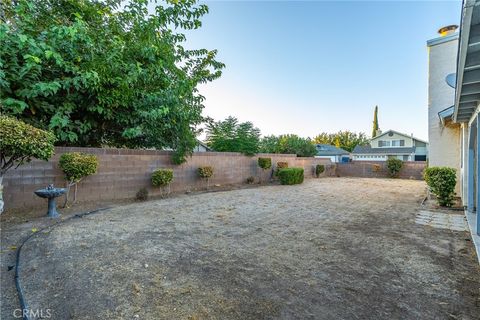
[34,184,66,218]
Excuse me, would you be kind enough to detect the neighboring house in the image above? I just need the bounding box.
[352,130,428,161]
[314,144,350,163]
[193,141,211,152]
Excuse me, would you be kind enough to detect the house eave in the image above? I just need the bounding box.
[454,0,480,123]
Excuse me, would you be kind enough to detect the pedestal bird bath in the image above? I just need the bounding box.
[34,184,66,218]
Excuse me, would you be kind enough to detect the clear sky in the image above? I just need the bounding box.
[183,0,462,140]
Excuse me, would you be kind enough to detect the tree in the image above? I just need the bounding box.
[0,0,224,164]
[259,134,317,157]
[0,116,56,213]
[206,116,260,155]
[313,131,369,152]
[372,105,379,138]
[59,152,98,207]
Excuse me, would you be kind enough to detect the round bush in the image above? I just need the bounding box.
[151,169,174,187]
[315,164,325,177]
[278,167,304,185]
[424,167,456,207]
[59,152,98,183]
[386,158,403,178]
[258,157,272,170]
[0,116,56,170]
[198,166,214,179]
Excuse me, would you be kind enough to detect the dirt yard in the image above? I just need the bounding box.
[1,177,479,319]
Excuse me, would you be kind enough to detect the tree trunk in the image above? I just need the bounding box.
[0,175,4,214]
[63,181,71,208]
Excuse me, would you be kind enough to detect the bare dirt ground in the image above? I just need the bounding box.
[1,177,479,319]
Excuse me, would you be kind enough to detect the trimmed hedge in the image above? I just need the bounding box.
[315,164,325,177]
[59,152,98,183]
[258,157,272,170]
[278,167,304,185]
[386,158,403,178]
[198,166,214,179]
[424,167,456,207]
[151,169,174,187]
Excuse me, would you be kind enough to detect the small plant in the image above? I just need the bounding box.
[136,188,149,201]
[59,152,98,207]
[258,157,272,182]
[424,167,457,207]
[315,164,325,177]
[258,157,272,170]
[386,158,403,178]
[278,167,304,185]
[151,169,174,197]
[0,116,56,213]
[198,166,214,188]
[275,161,288,176]
[246,176,255,184]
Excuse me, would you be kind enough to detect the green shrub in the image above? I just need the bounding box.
[198,166,214,179]
[151,169,174,187]
[386,158,403,178]
[59,153,98,183]
[424,167,457,207]
[136,188,149,201]
[258,157,272,170]
[59,152,98,206]
[315,164,325,177]
[0,116,56,213]
[278,167,304,185]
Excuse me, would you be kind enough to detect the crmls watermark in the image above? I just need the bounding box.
[13,308,53,319]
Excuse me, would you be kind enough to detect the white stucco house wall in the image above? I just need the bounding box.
[427,25,462,194]
[427,0,480,259]
[352,130,428,161]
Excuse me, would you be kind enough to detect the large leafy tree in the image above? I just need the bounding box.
[206,116,260,155]
[313,131,369,152]
[259,134,317,157]
[0,0,224,163]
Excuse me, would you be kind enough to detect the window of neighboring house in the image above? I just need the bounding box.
[403,155,409,161]
[391,140,405,147]
[378,140,391,147]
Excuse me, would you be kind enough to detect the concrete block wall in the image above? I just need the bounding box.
[336,161,427,180]
[3,147,334,210]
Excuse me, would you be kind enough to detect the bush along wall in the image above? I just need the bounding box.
[198,166,214,188]
[315,164,325,177]
[424,167,456,207]
[59,152,98,207]
[386,158,403,178]
[278,167,304,185]
[258,157,272,183]
[151,168,174,197]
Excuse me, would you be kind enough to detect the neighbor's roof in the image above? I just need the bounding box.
[352,145,415,155]
[315,144,350,156]
[371,130,428,145]
[454,0,480,122]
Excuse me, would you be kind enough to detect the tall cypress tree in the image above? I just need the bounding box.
[372,106,379,138]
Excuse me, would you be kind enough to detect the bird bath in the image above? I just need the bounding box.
[34,184,66,218]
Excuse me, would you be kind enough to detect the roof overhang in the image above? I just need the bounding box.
[454,0,480,123]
